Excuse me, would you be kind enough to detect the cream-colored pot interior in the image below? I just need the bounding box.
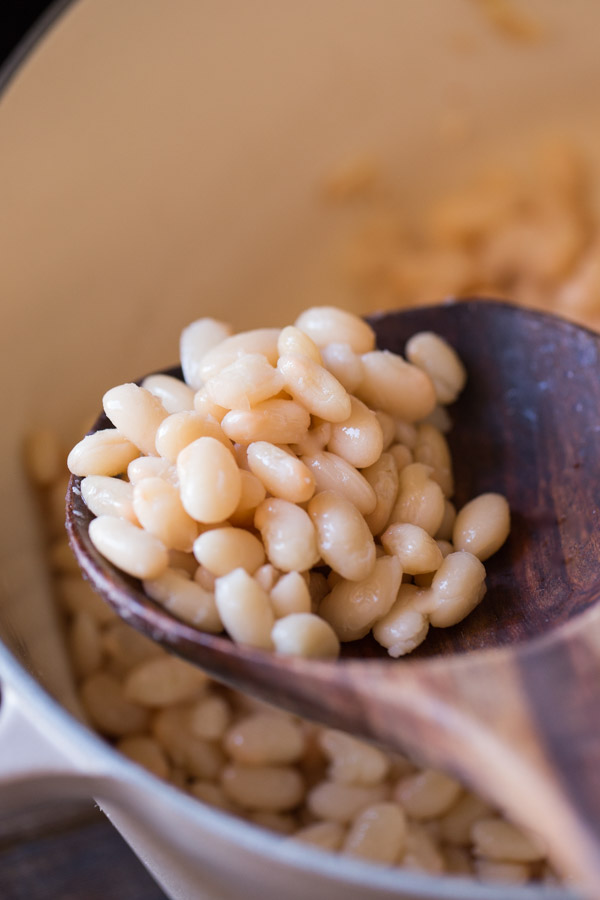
[0,1,596,898]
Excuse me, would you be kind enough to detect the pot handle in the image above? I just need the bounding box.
[0,679,99,812]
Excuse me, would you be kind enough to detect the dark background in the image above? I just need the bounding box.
[1,0,64,67]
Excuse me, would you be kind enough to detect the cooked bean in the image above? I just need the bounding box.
[372,585,430,657]
[327,397,383,468]
[420,551,486,628]
[387,462,445,536]
[320,342,364,392]
[117,735,171,780]
[278,354,351,423]
[307,781,390,824]
[402,823,446,874]
[471,818,546,863]
[474,859,532,885]
[222,399,310,445]
[270,571,311,617]
[214,568,274,649]
[342,802,407,863]
[141,374,195,414]
[356,351,437,422]
[188,694,232,741]
[414,424,454,497]
[89,515,168,579]
[319,556,402,641]
[438,792,494,846]
[80,672,149,737]
[143,568,222,632]
[394,420,418,449]
[224,712,305,765]
[203,353,284,410]
[153,706,225,779]
[101,620,163,673]
[247,441,315,503]
[278,325,322,363]
[180,318,233,389]
[271,613,341,659]
[302,451,376,516]
[319,730,389,786]
[254,563,281,593]
[308,491,375,581]
[295,307,375,353]
[381,523,443,575]
[453,493,510,560]
[124,655,208,707]
[394,769,463,820]
[405,331,467,405]
[177,436,241,523]
[388,443,413,474]
[255,498,319,572]
[198,328,281,382]
[193,387,228,422]
[56,574,117,624]
[127,455,178,485]
[221,764,304,812]
[291,821,346,851]
[362,453,399,536]
[67,429,139,477]
[103,384,168,455]
[229,470,267,527]
[81,475,137,523]
[193,526,265,576]
[133,477,198,551]
[155,410,233,462]
[189,780,239,813]
[290,420,331,456]
[374,411,396,450]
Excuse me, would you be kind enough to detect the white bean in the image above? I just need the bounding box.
[453,493,510,560]
[327,397,383,468]
[141,374,195,413]
[177,436,242,523]
[294,306,376,353]
[133,477,198,551]
[144,568,222,632]
[67,429,139,477]
[308,491,375,581]
[180,318,233,389]
[247,441,315,503]
[319,556,402,641]
[356,351,437,422]
[89,515,168,579]
[81,475,137,523]
[214,568,274,649]
[255,498,319,573]
[103,383,168,455]
[271,613,340,659]
[278,354,351,423]
[302,451,376,516]
[193,526,265,576]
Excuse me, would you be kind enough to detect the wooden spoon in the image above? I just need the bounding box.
[67,299,600,893]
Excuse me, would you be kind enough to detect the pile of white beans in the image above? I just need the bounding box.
[66,306,510,660]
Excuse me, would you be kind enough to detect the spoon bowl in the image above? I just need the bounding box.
[67,299,600,892]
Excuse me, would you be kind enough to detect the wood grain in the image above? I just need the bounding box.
[67,299,600,892]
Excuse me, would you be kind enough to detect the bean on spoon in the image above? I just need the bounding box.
[67,299,600,895]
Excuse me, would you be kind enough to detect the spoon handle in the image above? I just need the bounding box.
[348,608,600,894]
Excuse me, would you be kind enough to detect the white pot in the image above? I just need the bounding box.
[0,1,595,897]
